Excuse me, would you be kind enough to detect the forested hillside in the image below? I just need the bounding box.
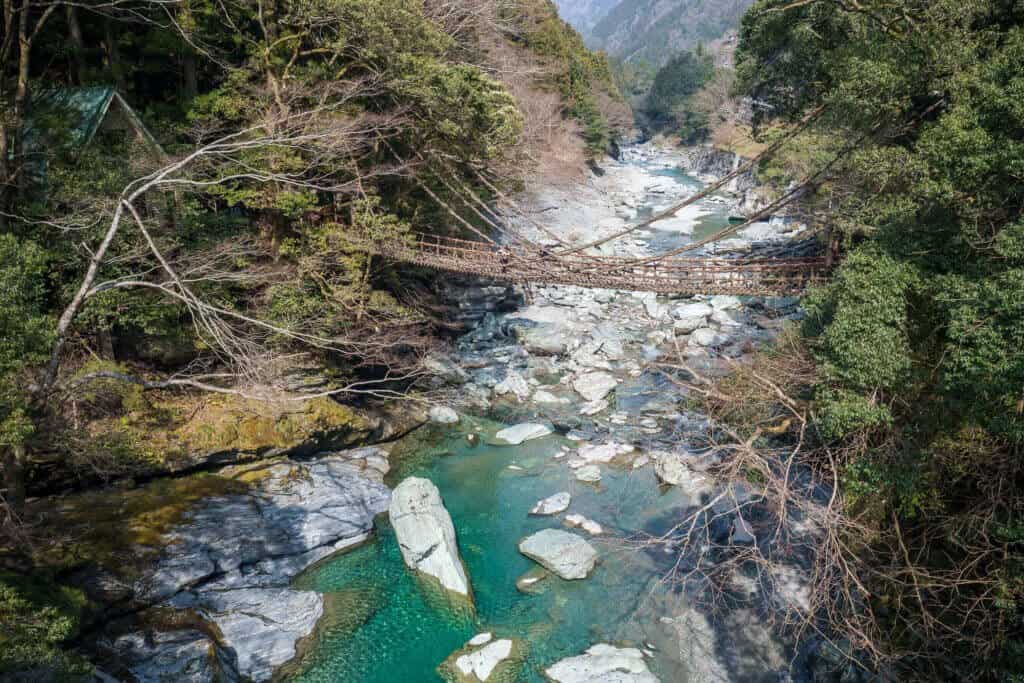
[725,0,1024,678]
[0,1,626,673]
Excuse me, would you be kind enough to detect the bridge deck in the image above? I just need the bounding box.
[358,233,827,296]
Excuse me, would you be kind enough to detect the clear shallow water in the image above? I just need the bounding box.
[286,420,693,682]
[632,167,735,252]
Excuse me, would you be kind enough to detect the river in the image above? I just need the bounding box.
[282,143,802,681]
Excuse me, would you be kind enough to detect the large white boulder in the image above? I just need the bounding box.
[572,372,618,402]
[389,477,471,597]
[494,423,552,445]
[545,644,658,683]
[518,529,597,580]
[530,492,571,516]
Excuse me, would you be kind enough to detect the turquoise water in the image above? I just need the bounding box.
[287,421,692,682]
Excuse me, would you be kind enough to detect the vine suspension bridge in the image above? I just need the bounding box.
[357,232,828,297]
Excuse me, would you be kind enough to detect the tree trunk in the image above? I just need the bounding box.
[104,18,126,92]
[66,5,87,85]
[1,444,26,515]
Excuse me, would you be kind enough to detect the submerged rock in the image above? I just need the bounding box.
[493,423,552,445]
[545,643,658,683]
[518,529,598,580]
[390,477,471,598]
[530,491,571,516]
[574,465,602,483]
[564,514,603,536]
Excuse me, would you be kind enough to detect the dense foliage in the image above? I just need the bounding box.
[643,47,714,139]
[737,0,1024,676]
[0,0,622,675]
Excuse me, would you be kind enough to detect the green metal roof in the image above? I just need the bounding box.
[24,85,163,155]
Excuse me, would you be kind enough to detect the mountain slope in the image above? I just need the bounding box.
[587,0,754,64]
[551,0,621,33]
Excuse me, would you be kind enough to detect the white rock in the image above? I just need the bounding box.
[710,308,741,328]
[565,514,603,536]
[389,477,470,597]
[709,295,743,311]
[530,492,571,516]
[545,643,658,683]
[575,465,602,483]
[494,371,531,401]
[672,302,714,320]
[455,639,514,681]
[494,423,552,445]
[532,389,566,405]
[518,529,598,580]
[690,327,730,347]
[579,399,609,416]
[428,405,459,424]
[573,372,618,402]
[468,632,493,647]
[578,442,634,464]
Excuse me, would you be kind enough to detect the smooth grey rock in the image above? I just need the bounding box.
[494,423,552,445]
[390,477,471,597]
[518,529,598,580]
[533,389,571,405]
[429,405,460,424]
[516,325,569,355]
[530,491,571,516]
[107,629,240,683]
[545,643,658,682]
[572,372,618,402]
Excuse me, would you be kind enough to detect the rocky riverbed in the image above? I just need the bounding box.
[81,142,829,682]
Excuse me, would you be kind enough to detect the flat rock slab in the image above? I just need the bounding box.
[390,477,471,598]
[545,643,659,683]
[518,529,597,580]
[494,423,552,445]
[530,491,571,516]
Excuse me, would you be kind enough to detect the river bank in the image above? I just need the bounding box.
[57,142,829,682]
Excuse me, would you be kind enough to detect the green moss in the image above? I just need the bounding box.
[29,473,249,573]
[0,571,92,679]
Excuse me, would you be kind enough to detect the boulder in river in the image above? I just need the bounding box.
[518,529,597,579]
[493,423,552,445]
[544,643,658,683]
[574,465,602,483]
[390,477,471,598]
[530,491,571,516]
[439,634,523,682]
[494,371,531,401]
[572,372,618,402]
